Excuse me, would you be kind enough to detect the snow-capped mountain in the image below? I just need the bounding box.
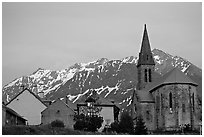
[2,49,202,111]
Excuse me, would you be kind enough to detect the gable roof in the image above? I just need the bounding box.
[61,97,77,110]
[2,105,27,121]
[144,68,198,93]
[6,88,47,107]
[41,98,75,114]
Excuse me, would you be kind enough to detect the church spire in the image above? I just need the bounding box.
[137,24,155,67]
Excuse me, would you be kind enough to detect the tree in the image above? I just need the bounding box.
[109,120,120,133]
[118,112,134,134]
[134,116,148,135]
[73,113,103,132]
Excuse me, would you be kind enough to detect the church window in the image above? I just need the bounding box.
[182,104,185,113]
[147,55,149,60]
[134,104,137,112]
[146,110,152,122]
[192,93,195,111]
[149,69,152,82]
[156,96,160,111]
[145,69,148,82]
[169,92,173,109]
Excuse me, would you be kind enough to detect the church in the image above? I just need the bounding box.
[130,24,200,131]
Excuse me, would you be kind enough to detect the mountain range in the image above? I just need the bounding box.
[2,48,202,111]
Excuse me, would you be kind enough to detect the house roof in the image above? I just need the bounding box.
[41,98,75,114]
[61,97,77,110]
[6,88,47,107]
[2,105,27,121]
[143,68,198,93]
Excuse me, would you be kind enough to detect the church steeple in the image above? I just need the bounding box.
[137,24,155,90]
[137,24,155,67]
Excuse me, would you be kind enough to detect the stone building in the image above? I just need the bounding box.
[131,24,200,130]
[41,98,76,128]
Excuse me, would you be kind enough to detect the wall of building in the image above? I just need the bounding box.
[41,100,75,129]
[2,107,6,126]
[6,90,47,125]
[140,102,155,130]
[98,106,114,131]
[152,84,200,130]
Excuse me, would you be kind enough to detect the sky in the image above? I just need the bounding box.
[2,2,202,86]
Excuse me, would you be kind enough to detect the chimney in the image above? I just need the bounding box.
[38,91,44,98]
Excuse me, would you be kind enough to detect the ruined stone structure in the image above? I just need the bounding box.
[131,25,200,131]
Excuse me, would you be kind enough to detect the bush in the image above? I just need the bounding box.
[109,121,120,133]
[73,114,103,132]
[51,120,65,128]
[118,112,134,134]
[183,124,192,132]
[134,116,148,135]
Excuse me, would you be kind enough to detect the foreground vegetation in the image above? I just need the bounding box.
[2,113,201,135]
[2,124,200,135]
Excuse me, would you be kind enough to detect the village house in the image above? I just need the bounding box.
[2,104,27,126]
[77,90,120,131]
[130,24,200,131]
[41,97,76,128]
[6,88,47,125]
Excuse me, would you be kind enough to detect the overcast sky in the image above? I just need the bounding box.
[2,2,202,86]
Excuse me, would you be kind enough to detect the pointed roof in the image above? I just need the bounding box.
[137,24,155,67]
[41,98,75,114]
[6,88,47,107]
[144,68,198,93]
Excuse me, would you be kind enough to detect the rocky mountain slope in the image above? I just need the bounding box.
[2,49,202,111]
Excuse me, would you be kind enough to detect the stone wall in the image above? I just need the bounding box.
[152,84,200,130]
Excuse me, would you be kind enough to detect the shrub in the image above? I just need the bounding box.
[73,114,103,132]
[134,115,148,135]
[118,112,134,134]
[51,120,65,128]
[109,121,120,133]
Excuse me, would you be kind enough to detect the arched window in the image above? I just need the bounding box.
[169,92,173,109]
[144,69,148,82]
[192,93,195,111]
[182,104,185,113]
[147,55,149,60]
[149,69,152,82]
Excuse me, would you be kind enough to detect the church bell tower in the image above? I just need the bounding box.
[137,24,155,90]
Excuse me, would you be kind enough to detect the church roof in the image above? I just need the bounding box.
[144,68,198,93]
[137,24,155,67]
[137,90,154,103]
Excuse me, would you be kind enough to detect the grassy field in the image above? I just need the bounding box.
[2,125,117,135]
[2,125,201,135]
